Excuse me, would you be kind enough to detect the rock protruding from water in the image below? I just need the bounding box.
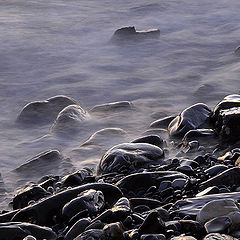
[90,101,133,113]
[51,104,90,135]
[17,95,77,125]
[97,143,164,174]
[111,26,160,43]
[168,103,212,137]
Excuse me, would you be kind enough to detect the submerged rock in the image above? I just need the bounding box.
[168,103,212,137]
[17,95,77,125]
[97,143,165,174]
[111,26,160,43]
[51,105,90,134]
[90,101,133,113]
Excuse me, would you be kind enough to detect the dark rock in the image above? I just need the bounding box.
[204,216,232,233]
[103,222,124,240]
[17,95,77,125]
[168,103,212,137]
[200,167,240,189]
[138,211,165,235]
[140,234,166,240]
[62,189,104,220]
[134,205,151,214]
[11,183,122,226]
[74,229,105,240]
[0,210,19,223]
[204,165,228,177]
[123,229,139,240]
[203,233,238,240]
[159,181,172,191]
[172,179,187,190]
[64,218,90,240]
[85,220,105,231]
[176,166,194,176]
[97,143,165,175]
[129,198,162,210]
[150,116,176,129]
[179,159,199,169]
[179,220,205,237]
[13,184,50,210]
[196,186,219,197]
[51,105,90,134]
[111,27,160,43]
[169,192,240,219]
[90,101,133,113]
[131,135,164,148]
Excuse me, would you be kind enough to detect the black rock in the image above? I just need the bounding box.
[150,116,176,129]
[131,135,164,148]
[74,229,105,240]
[168,103,212,137]
[204,165,228,177]
[196,186,219,197]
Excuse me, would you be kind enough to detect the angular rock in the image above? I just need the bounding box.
[204,216,232,233]
[111,27,160,43]
[168,103,212,137]
[97,143,165,175]
[17,95,77,125]
[51,105,90,134]
[196,199,239,224]
[62,189,104,220]
[200,167,240,189]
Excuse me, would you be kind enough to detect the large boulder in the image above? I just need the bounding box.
[17,95,77,125]
[97,143,164,174]
[168,103,212,137]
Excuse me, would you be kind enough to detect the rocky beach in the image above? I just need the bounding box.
[1,0,240,239]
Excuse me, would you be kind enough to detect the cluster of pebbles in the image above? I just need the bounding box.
[2,93,240,240]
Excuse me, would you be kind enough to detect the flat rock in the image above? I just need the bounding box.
[17,95,76,125]
[168,103,212,137]
[97,143,165,174]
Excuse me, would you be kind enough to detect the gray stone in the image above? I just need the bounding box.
[204,216,232,233]
[203,233,237,240]
[90,101,133,113]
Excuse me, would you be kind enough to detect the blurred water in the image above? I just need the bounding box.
[0,0,240,206]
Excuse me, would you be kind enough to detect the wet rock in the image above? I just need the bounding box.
[129,198,162,210]
[182,129,215,145]
[14,150,63,176]
[116,171,188,197]
[203,233,238,240]
[97,143,165,175]
[204,165,228,177]
[90,101,133,113]
[179,220,205,237]
[85,220,105,231]
[17,95,77,125]
[196,186,219,197]
[169,192,240,219]
[64,218,90,240]
[0,222,57,240]
[140,234,166,240]
[138,211,165,235]
[197,199,240,224]
[111,27,160,43]
[61,168,93,187]
[131,135,164,148]
[74,229,105,240]
[204,216,232,233]
[168,103,212,137]
[200,167,240,189]
[13,184,50,210]
[12,183,122,226]
[62,189,104,220]
[103,222,124,240]
[0,210,20,223]
[150,116,176,129]
[23,236,37,240]
[51,105,90,134]
[172,179,187,190]
[170,237,197,240]
[159,181,172,191]
[179,159,199,169]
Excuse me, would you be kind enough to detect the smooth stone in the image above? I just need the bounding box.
[170,237,197,240]
[168,103,212,137]
[103,222,124,240]
[62,189,104,220]
[14,150,63,175]
[51,104,90,134]
[111,26,160,42]
[227,211,240,231]
[169,192,240,218]
[203,233,238,240]
[12,183,122,226]
[17,95,77,125]
[0,222,57,240]
[138,211,165,235]
[142,129,168,140]
[129,198,162,210]
[179,220,205,237]
[134,205,151,213]
[182,129,215,145]
[13,184,50,210]
[131,135,164,148]
[97,143,165,175]
[200,167,240,189]
[172,179,187,190]
[159,181,172,191]
[74,229,105,240]
[204,216,232,233]
[196,186,219,197]
[90,101,133,113]
[64,218,90,240]
[0,210,20,223]
[85,220,105,231]
[140,234,166,240]
[176,166,194,175]
[204,165,228,177]
[179,159,199,169]
[116,171,188,196]
[23,236,37,240]
[150,116,176,129]
[197,199,239,224]
[213,94,240,119]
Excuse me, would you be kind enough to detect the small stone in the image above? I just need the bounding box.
[204,216,232,233]
[140,234,166,240]
[103,222,124,240]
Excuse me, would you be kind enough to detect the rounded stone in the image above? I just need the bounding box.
[204,216,232,233]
